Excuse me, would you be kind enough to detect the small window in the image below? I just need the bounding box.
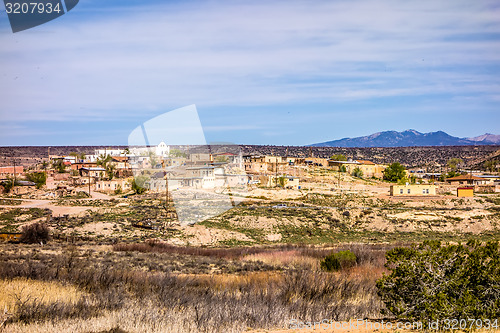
[400,189,403,194]
[426,189,429,194]
[423,189,426,194]
[407,189,411,194]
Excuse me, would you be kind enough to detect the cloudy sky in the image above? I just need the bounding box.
[0,0,499,146]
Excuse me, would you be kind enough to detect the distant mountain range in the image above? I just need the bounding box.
[311,130,500,148]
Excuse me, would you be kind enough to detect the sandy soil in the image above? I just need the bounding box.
[1,199,94,217]
[170,224,254,246]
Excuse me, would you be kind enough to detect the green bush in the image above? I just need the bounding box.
[320,250,357,271]
[383,162,407,183]
[130,175,148,194]
[352,167,363,178]
[376,240,500,324]
[26,171,47,189]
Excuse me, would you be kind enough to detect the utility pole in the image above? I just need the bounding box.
[13,158,17,186]
[338,165,341,188]
[275,156,278,188]
[88,169,91,197]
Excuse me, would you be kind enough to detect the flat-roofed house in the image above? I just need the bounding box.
[95,178,132,193]
[267,175,300,189]
[328,160,386,178]
[71,162,98,171]
[168,166,216,189]
[304,158,329,167]
[476,175,500,184]
[244,155,288,174]
[79,167,106,179]
[0,166,24,179]
[390,184,437,196]
[354,160,387,178]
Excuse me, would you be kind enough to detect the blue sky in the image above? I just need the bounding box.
[0,0,499,146]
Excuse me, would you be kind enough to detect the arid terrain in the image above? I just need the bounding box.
[0,146,499,333]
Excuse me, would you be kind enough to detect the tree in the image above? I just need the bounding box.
[69,152,85,161]
[96,154,112,169]
[484,160,498,173]
[278,175,287,187]
[1,178,15,193]
[376,240,500,324]
[352,167,363,178]
[330,154,347,161]
[447,158,463,172]
[169,149,186,158]
[148,151,158,168]
[106,163,116,180]
[25,171,47,189]
[130,175,148,194]
[215,155,229,163]
[52,159,66,173]
[339,165,347,173]
[97,154,116,179]
[383,162,407,182]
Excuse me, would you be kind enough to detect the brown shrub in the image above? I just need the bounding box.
[19,223,50,244]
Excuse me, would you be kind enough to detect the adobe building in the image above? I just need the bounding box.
[328,160,386,178]
[390,184,437,196]
[0,166,24,178]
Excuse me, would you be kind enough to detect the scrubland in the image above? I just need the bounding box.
[0,242,390,332]
[0,184,499,332]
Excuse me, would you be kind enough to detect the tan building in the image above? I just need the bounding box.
[244,155,288,174]
[390,184,437,196]
[355,160,387,178]
[164,157,187,167]
[95,178,132,193]
[79,167,106,178]
[304,158,330,167]
[328,160,386,178]
[0,166,24,178]
[187,153,212,165]
[266,175,300,189]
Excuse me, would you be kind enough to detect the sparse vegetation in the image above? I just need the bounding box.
[377,240,500,325]
[320,250,357,271]
[352,166,363,178]
[1,145,499,332]
[25,171,47,189]
[19,222,50,244]
[383,162,407,183]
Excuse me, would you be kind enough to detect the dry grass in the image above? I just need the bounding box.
[242,250,319,269]
[1,299,243,333]
[0,243,391,332]
[0,278,85,313]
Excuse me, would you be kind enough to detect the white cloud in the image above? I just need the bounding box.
[0,0,499,125]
